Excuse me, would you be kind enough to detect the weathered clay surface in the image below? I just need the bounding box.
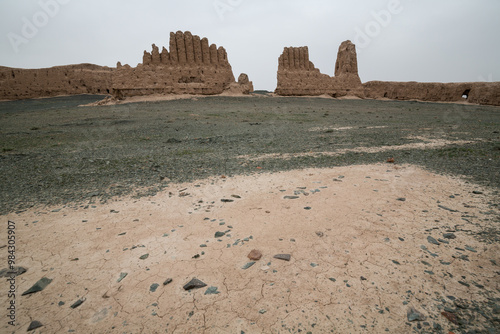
[275,41,363,97]
[113,31,243,98]
[275,41,500,106]
[0,64,114,100]
[363,81,500,106]
[0,31,252,101]
[2,164,498,332]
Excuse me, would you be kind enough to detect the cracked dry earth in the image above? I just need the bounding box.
[1,164,499,333]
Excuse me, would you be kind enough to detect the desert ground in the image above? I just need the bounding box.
[1,95,499,333]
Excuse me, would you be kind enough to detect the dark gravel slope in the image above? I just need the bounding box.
[1,95,499,214]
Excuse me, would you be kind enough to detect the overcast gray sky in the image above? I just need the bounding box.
[1,0,499,91]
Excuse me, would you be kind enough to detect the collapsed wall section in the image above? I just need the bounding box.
[0,64,114,101]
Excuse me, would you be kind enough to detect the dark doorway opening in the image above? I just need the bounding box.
[462,89,471,99]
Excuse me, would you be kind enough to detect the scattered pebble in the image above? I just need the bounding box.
[214,232,225,238]
[443,233,457,239]
[21,277,53,296]
[284,196,300,200]
[204,287,220,295]
[183,278,207,291]
[427,236,440,246]
[70,298,86,309]
[242,262,256,270]
[163,278,173,286]
[117,273,128,283]
[274,254,291,261]
[247,249,263,261]
[150,283,159,292]
[139,254,149,260]
[0,266,27,277]
[407,307,425,322]
[27,320,43,331]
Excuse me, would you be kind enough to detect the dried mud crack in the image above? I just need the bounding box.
[1,96,499,333]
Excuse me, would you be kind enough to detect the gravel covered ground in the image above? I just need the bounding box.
[1,94,499,215]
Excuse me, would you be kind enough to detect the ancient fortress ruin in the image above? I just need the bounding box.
[113,31,252,98]
[0,30,499,106]
[276,41,500,106]
[0,31,252,101]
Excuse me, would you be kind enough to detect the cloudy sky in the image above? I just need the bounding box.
[1,0,499,90]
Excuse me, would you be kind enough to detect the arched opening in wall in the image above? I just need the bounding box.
[384,92,388,98]
[106,89,110,94]
[462,89,471,100]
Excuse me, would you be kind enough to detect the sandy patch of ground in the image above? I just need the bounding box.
[81,92,257,107]
[238,136,480,162]
[1,164,499,333]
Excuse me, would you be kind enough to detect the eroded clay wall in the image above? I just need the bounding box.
[363,81,500,107]
[275,41,363,97]
[0,64,114,100]
[113,31,238,97]
[275,40,500,106]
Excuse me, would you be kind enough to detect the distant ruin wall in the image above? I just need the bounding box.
[363,81,500,107]
[113,31,250,98]
[0,64,114,101]
[275,40,500,106]
[275,41,362,97]
[0,31,252,101]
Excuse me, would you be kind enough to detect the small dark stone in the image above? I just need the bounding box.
[407,307,425,322]
[139,254,149,260]
[27,320,43,331]
[221,199,234,203]
[458,281,470,287]
[21,277,53,296]
[150,283,159,292]
[392,260,401,265]
[183,278,207,291]
[284,196,300,200]
[117,272,128,283]
[242,262,256,270]
[204,287,220,295]
[163,278,173,286]
[438,205,458,213]
[304,207,312,210]
[274,254,291,261]
[231,195,241,199]
[214,232,225,238]
[465,245,477,253]
[70,298,85,309]
[0,266,27,278]
[443,233,457,239]
[398,237,405,242]
[397,198,406,202]
[427,236,440,246]
[192,254,200,259]
[360,276,367,281]
[472,191,483,195]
